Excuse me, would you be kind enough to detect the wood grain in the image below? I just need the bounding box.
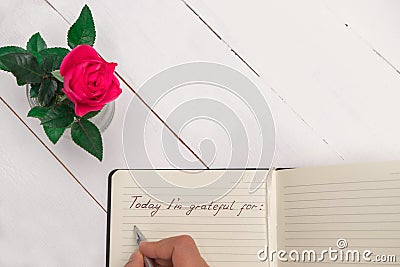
[3,1,399,264]
[0,99,106,266]
[188,0,400,164]
[47,0,341,170]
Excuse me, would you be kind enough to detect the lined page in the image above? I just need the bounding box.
[109,170,268,267]
[275,161,400,267]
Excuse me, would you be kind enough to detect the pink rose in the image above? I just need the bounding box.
[60,45,122,116]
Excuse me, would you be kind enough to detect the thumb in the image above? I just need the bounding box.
[124,249,144,267]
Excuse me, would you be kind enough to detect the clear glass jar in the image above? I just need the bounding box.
[26,86,115,134]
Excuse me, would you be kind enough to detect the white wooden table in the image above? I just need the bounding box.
[1,0,400,266]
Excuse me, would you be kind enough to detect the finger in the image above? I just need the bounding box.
[140,235,199,259]
[139,235,206,266]
[124,249,144,267]
[154,258,173,267]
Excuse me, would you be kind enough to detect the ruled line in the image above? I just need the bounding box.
[284,187,400,195]
[125,229,264,233]
[122,215,264,218]
[284,177,400,188]
[285,203,400,210]
[122,222,264,225]
[285,220,400,225]
[284,195,400,202]
[284,212,400,217]
[285,245,400,249]
[285,237,400,240]
[285,229,400,232]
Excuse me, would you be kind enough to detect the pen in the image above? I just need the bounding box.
[133,225,155,267]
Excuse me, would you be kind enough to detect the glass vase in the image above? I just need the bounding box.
[26,86,115,134]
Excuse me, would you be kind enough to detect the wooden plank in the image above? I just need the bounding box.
[1,0,344,214]
[325,0,400,74]
[186,0,400,164]
[0,0,204,209]
[47,0,340,169]
[0,1,345,264]
[0,98,106,266]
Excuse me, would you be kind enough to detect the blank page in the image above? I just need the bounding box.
[108,170,268,267]
[275,161,400,267]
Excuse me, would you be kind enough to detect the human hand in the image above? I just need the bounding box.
[124,235,208,267]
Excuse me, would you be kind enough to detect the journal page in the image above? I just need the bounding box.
[108,169,268,267]
[275,161,400,267]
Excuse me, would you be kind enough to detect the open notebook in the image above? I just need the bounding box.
[107,161,400,266]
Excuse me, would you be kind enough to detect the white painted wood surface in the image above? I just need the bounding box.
[187,0,400,164]
[0,100,106,266]
[1,0,399,265]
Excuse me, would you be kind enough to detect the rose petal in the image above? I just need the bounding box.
[60,45,100,76]
[62,70,83,102]
[69,63,89,100]
[60,45,122,116]
[103,76,122,102]
[87,62,103,77]
[75,102,105,117]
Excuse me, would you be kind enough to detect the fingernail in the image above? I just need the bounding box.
[129,248,139,262]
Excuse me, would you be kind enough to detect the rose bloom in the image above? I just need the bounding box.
[60,45,122,116]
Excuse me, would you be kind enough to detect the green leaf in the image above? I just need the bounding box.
[27,32,47,52]
[63,98,75,110]
[31,51,43,65]
[29,83,40,97]
[38,78,58,107]
[0,46,26,72]
[44,126,65,144]
[67,5,96,48]
[51,70,64,82]
[41,104,74,128]
[16,78,26,86]
[27,106,47,120]
[40,48,69,72]
[0,52,43,83]
[71,118,103,161]
[56,80,64,94]
[82,110,100,119]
